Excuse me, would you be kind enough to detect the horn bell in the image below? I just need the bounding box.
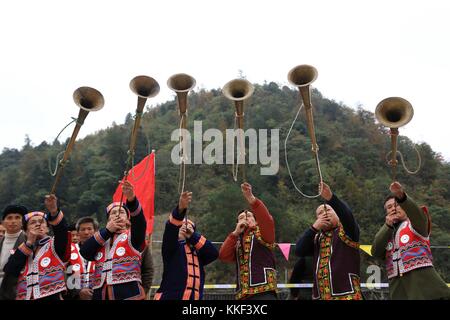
[287,64,318,88]
[375,97,414,129]
[130,76,160,98]
[222,79,255,102]
[167,73,196,93]
[73,87,105,112]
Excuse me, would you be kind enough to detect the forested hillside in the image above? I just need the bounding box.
[1,82,448,285]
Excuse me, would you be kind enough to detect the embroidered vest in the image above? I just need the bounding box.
[16,239,67,300]
[235,226,277,300]
[312,225,362,300]
[91,230,142,289]
[154,243,202,301]
[67,243,95,289]
[385,218,433,279]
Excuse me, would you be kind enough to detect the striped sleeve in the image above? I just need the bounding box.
[94,230,108,246]
[188,232,207,251]
[126,198,142,217]
[168,206,186,226]
[194,236,207,251]
[18,243,33,256]
[129,202,142,217]
[169,214,184,226]
[48,210,64,226]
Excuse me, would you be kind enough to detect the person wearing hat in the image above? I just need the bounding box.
[79,180,147,300]
[371,181,450,300]
[0,204,27,299]
[2,195,69,300]
[154,191,218,300]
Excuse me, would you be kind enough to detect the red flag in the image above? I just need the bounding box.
[113,151,155,235]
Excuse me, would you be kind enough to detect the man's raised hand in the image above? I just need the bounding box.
[179,191,193,211]
[390,181,405,199]
[241,182,256,205]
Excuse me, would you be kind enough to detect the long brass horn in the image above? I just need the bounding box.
[167,73,196,195]
[222,78,255,182]
[50,87,104,194]
[126,75,160,172]
[284,64,326,199]
[375,97,414,179]
[288,64,319,153]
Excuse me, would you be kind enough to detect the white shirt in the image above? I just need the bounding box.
[0,230,23,286]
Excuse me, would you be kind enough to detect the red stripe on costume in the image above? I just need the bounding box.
[48,211,64,226]
[169,214,183,226]
[181,244,202,300]
[194,236,207,251]
[130,203,142,217]
[182,289,191,300]
[182,244,194,300]
[193,253,200,300]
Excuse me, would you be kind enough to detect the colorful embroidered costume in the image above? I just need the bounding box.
[80,198,146,300]
[372,194,450,300]
[219,198,277,300]
[154,206,218,300]
[4,210,69,300]
[296,194,363,300]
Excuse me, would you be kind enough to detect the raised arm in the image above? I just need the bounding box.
[398,197,428,238]
[45,194,69,261]
[162,191,192,261]
[389,182,429,237]
[320,182,359,242]
[128,197,146,252]
[242,182,275,244]
[121,180,146,251]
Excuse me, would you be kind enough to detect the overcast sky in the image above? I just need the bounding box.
[1,0,449,161]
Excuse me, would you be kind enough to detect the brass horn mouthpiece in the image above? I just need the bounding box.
[130,76,160,99]
[375,97,414,129]
[73,87,105,112]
